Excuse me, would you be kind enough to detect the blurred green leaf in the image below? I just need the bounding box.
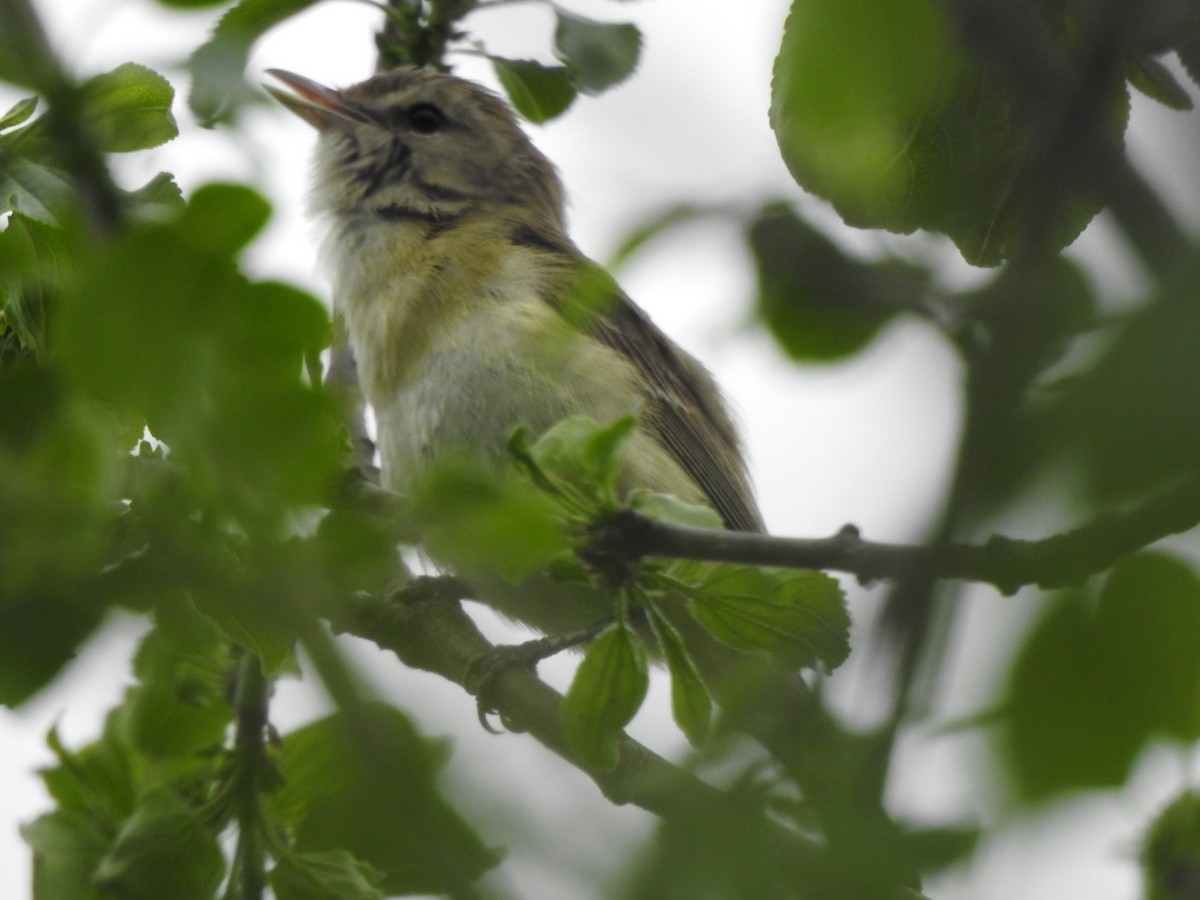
[687,564,850,672]
[0,364,123,706]
[412,462,570,582]
[0,95,37,130]
[1094,553,1200,743]
[53,183,341,512]
[40,714,137,821]
[771,0,1126,265]
[123,172,185,218]
[271,703,497,894]
[1054,255,1200,500]
[0,212,69,352]
[771,0,959,234]
[1141,790,1200,900]
[185,181,272,256]
[316,508,405,593]
[1127,54,1194,110]
[0,590,108,707]
[953,256,1097,506]
[0,156,73,223]
[648,607,712,746]
[80,63,177,152]
[190,580,299,676]
[607,203,717,270]
[562,622,649,771]
[491,58,576,123]
[21,808,110,900]
[122,599,233,758]
[270,848,386,900]
[1179,26,1200,91]
[1005,553,1200,801]
[902,824,980,875]
[746,202,920,361]
[189,0,322,125]
[93,788,225,900]
[527,414,637,510]
[627,489,724,530]
[554,11,641,93]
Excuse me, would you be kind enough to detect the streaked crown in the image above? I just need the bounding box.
[267,67,567,233]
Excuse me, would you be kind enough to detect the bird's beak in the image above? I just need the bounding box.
[264,69,367,131]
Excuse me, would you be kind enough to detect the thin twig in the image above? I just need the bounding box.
[591,476,1200,594]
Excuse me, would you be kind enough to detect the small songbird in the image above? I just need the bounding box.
[266,66,763,635]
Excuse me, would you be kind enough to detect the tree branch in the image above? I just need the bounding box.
[593,477,1200,594]
[328,580,930,900]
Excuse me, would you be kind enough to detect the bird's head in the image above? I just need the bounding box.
[266,66,566,230]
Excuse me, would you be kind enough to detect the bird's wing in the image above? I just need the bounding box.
[552,258,764,533]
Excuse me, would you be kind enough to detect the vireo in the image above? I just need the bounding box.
[267,66,763,634]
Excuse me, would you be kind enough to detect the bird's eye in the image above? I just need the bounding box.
[408,103,444,135]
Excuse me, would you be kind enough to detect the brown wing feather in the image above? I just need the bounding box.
[517,231,763,533]
[590,292,764,534]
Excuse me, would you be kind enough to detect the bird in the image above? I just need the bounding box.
[265,65,764,640]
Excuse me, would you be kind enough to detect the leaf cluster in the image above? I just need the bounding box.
[180,0,642,126]
[411,415,850,771]
[6,0,1200,896]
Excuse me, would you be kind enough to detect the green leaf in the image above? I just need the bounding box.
[412,463,570,582]
[648,608,712,746]
[1005,553,1200,801]
[554,11,641,93]
[189,0,323,125]
[902,824,981,874]
[316,508,406,593]
[528,414,638,510]
[491,57,576,123]
[627,489,724,530]
[39,714,137,822]
[1093,553,1200,743]
[0,212,63,352]
[1055,254,1200,500]
[0,590,108,707]
[1141,791,1200,900]
[0,95,37,131]
[122,600,233,758]
[0,156,74,223]
[771,0,1126,265]
[270,703,497,894]
[53,182,342,512]
[746,202,919,361]
[80,63,177,152]
[1179,28,1200,92]
[772,0,959,230]
[94,789,225,900]
[562,623,649,771]
[1127,54,1193,110]
[0,366,121,705]
[607,203,717,269]
[190,583,299,676]
[123,172,186,218]
[688,564,849,671]
[235,280,332,356]
[185,181,272,256]
[21,809,110,900]
[270,848,386,900]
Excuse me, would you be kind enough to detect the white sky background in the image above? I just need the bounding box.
[3,1,1200,898]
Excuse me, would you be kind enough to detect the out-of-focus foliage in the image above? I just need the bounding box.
[5,0,1200,898]
[1003,553,1200,800]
